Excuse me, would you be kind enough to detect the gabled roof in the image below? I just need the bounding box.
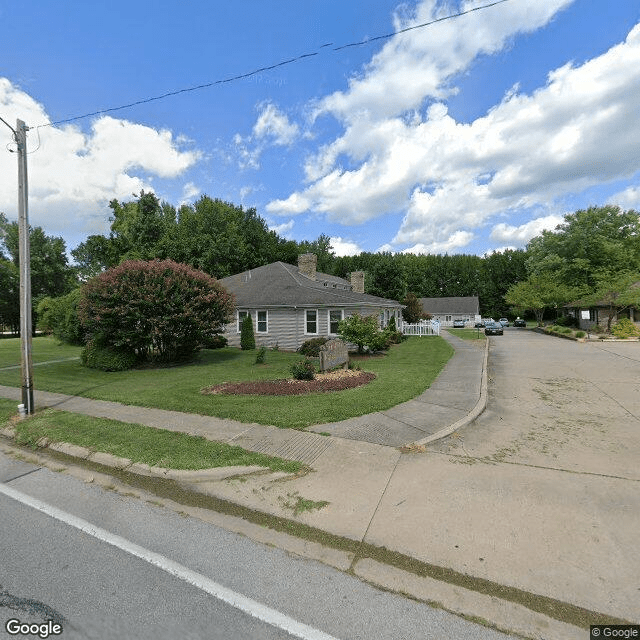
[219,262,402,309]
[419,296,480,315]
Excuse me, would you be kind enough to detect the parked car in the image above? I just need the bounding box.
[513,317,526,327]
[474,320,485,328]
[453,320,466,328]
[499,317,510,327]
[484,321,503,336]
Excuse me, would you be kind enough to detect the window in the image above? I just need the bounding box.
[589,308,597,322]
[329,309,343,334]
[305,310,317,334]
[237,310,249,332]
[257,310,268,333]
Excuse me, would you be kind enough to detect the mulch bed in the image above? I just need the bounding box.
[202,371,376,396]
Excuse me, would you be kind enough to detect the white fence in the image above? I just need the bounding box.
[402,321,440,337]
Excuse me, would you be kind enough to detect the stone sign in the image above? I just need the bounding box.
[319,339,349,372]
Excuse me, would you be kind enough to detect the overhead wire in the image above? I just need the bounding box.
[35,0,510,129]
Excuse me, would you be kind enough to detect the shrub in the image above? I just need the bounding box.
[561,327,573,334]
[79,259,234,364]
[81,340,137,372]
[240,314,256,350]
[612,318,640,338]
[255,345,267,364]
[290,359,316,380]
[555,315,578,328]
[37,289,84,345]
[202,334,228,349]
[297,337,328,357]
[338,313,389,353]
[575,331,586,338]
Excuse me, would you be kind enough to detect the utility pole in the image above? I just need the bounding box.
[16,119,34,414]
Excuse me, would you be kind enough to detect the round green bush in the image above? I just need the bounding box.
[81,341,137,372]
[575,330,586,338]
[297,337,328,357]
[290,359,316,380]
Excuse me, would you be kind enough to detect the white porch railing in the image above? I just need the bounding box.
[402,321,440,336]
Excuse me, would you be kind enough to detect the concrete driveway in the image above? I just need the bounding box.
[395,329,640,622]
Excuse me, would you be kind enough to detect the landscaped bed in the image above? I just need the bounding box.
[203,369,376,396]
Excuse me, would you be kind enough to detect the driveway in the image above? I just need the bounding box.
[378,329,640,623]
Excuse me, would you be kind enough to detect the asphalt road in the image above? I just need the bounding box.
[0,454,515,640]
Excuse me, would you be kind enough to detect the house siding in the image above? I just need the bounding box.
[223,305,402,351]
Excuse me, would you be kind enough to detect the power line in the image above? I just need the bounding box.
[38,0,510,129]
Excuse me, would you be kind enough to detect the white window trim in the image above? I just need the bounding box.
[256,310,268,334]
[305,309,318,335]
[328,309,343,335]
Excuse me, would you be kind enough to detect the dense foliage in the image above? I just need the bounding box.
[0,213,78,333]
[338,313,390,354]
[240,314,256,351]
[79,259,233,366]
[506,206,640,326]
[37,289,83,345]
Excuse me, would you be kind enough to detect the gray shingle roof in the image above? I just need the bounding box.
[219,262,402,309]
[419,296,480,315]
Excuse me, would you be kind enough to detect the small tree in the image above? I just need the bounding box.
[402,293,423,324]
[36,289,83,345]
[240,314,256,350]
[338,313,387,354]
[79,259,233,366]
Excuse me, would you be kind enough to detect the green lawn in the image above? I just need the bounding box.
[0,397,301,472]
[0,336,454,429]
[446,327,487,342]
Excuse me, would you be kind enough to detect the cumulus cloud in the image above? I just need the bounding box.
[0,78,200,240]
[234,102,299,169]
[268,1,640,253]
[490,215,563,244]
[608,185,640,210]
[330,236,363,257]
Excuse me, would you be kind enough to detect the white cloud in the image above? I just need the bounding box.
[490,214,563,244]
[268,218,295,237]
[234,102,299,170]
[268,2,640,253]
[0,78,200,240]
[608,185,640,210]
[330,236,363,257]
[181,181,201,203]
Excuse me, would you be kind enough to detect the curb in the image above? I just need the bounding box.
[406,336,489,447]
[0,432,271,482]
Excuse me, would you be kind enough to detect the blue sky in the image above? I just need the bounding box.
[1,0,639,259]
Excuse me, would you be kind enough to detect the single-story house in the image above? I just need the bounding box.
[419,296,481,326]
[565,284,640,331]
[219,254,404,351]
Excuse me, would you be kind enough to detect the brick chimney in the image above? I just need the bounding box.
[298,253,317,280]
[350,271,365,293]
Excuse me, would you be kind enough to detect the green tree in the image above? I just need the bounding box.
[526,205,640,290]
[505,274,574,325]
[79,259,234,365]
[402,292,424,323]
[36,289,84,345]
[338,313,388,353]
[580,271,640,332]
[1,216,77,300]
[240,314,256,350]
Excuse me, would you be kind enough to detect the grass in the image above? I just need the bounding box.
[446,328,487,342]
[0,398,301,473]
[0,336,454,429]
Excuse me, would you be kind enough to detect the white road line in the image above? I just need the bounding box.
[0,483,340,640]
